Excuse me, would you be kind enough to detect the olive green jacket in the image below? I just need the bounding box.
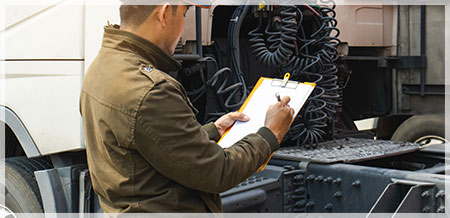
[80,25,279,213]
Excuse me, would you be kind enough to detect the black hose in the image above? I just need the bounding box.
[249,6,298,68]
[249,3,341,148]
[187,6,251,123]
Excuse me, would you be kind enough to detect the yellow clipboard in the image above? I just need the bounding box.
[218,74,315,172]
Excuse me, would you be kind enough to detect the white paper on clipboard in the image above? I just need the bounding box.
[218,77,315,148]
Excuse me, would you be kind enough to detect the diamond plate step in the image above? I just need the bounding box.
[274,138,420,163]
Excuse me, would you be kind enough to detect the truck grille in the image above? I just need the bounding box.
[274,138,421,163]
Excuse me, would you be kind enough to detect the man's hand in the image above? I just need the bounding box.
[264,96,294,143]
[215,112,250,136]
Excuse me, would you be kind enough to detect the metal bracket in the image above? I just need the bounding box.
[402,84,446,95]
[367,178,436,216]
[340,55,427,69]
[391,178,435,186]
[35,169,69,213]
[298,161,310,171]
[382,56,427,69]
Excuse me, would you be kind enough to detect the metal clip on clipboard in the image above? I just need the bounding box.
[270,73,299,89]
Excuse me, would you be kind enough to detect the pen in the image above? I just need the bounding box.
[275,92,281,102]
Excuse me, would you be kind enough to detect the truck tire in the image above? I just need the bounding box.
[1,157,52,213]
[391,115,447,145]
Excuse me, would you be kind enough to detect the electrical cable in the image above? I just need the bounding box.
[249,2,341,148]
[186,3,342,148]
[186,6,251,123]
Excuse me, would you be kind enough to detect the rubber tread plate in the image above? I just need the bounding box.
[274,138,421,164]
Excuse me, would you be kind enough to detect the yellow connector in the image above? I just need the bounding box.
[259,0,266,10]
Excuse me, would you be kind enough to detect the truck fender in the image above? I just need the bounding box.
[1,105,41,157]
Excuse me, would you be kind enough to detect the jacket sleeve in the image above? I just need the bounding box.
[201,122,221,142]
[134,80,279,194]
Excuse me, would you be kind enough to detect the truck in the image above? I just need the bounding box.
[1,0,448,215]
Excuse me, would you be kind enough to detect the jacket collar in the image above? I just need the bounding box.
[101,25,181,73]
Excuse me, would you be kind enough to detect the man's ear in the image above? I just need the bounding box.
[157,3,170,28]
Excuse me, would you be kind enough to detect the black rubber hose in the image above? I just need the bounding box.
[249,3,341,148]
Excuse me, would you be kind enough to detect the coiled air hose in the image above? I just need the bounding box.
[249,3,341,148]
[186,4,341,148]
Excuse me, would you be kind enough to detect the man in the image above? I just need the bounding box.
[80,0,294,213]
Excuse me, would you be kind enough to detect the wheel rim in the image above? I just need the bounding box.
[0,203,17,218]
[414,135,448,146]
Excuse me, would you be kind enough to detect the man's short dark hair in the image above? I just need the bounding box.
[120,1,179,28]
[120,5,156,28]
